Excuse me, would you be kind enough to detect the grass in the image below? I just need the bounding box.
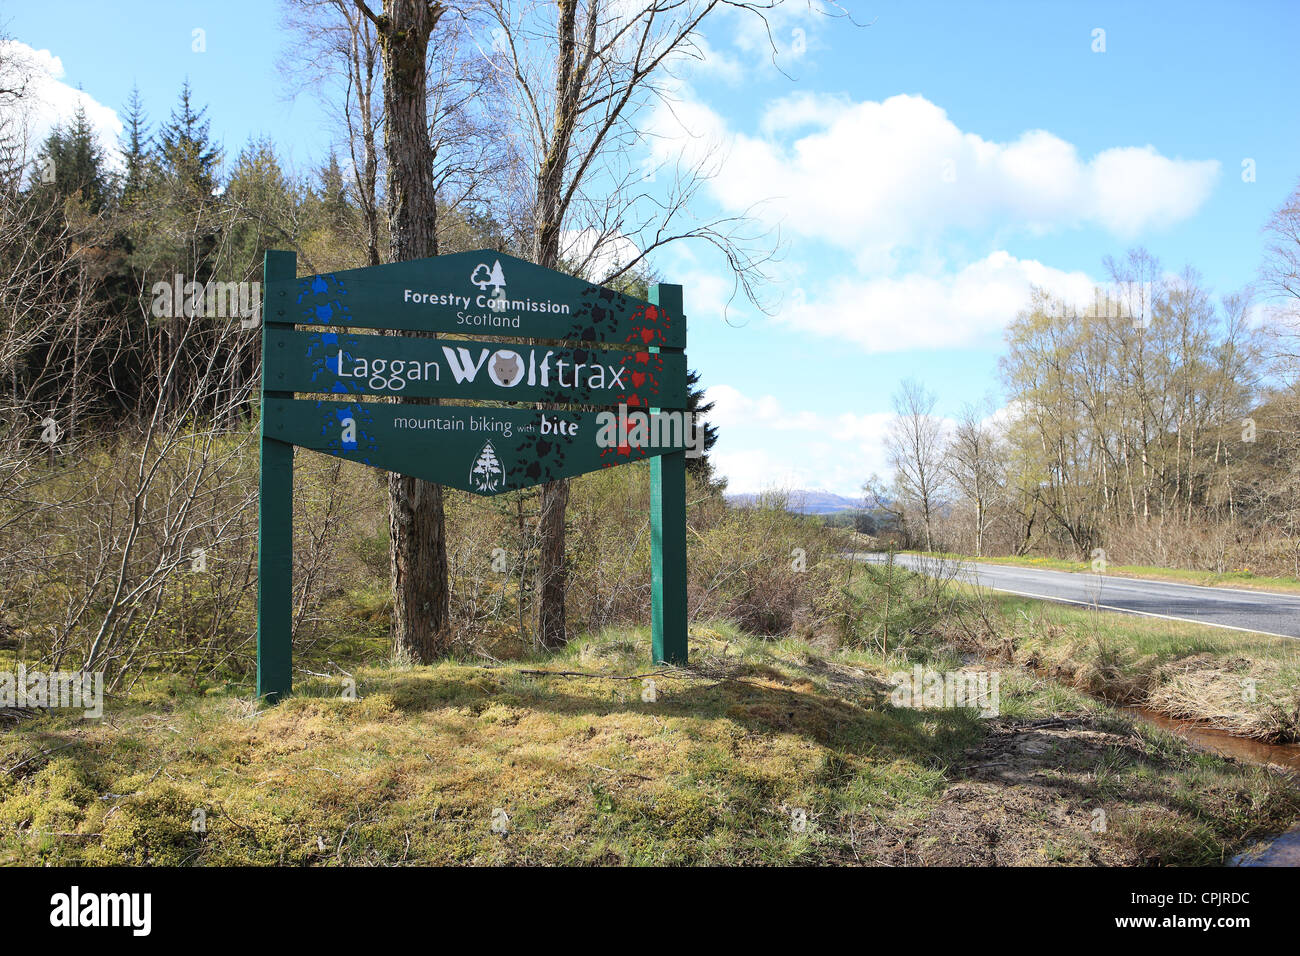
[944,583,1300,743]
[904,550,1300,595]
[3,621,1296,866]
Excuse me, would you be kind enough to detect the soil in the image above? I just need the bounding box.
[879,716,1236,866]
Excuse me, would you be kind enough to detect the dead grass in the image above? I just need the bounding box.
[945,588,1300,743]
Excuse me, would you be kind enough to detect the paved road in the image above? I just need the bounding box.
[854,553,1300,639]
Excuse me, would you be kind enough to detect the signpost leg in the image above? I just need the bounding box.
[650,283,688,665]
[257,250,296,702]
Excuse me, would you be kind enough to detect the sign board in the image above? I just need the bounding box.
[256,250,689,702]
[264,328,687,408]
[267,399,691,493]
[263,250,685,347]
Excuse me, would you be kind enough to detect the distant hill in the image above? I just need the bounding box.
[726,490,867,515]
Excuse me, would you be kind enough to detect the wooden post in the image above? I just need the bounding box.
[650,283,688,665]
[257,250,296,702]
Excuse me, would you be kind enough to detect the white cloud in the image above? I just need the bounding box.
[646,88,1213,352]
[671,2,840,82]
[677,34,746,86]
[777,250,1098,352]
[703,384,895,495]
[982,401,1022,434]
[653,241,758,326]
[562,228,644,282]
[712,443,892,499]
[0,41,123,170]
[704,384,822,431]
[730,1,851,69]
[1087,146,1218,235]
[650,90,1219,248]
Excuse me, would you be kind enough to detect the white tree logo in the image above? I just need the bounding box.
[471,259,507,293]
[470,440,503,492]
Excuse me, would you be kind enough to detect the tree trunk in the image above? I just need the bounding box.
[378,0,450,662]
[536,477,569,649]
[532,0,581,650]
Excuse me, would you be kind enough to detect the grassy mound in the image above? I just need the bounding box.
[2,623,1295,866]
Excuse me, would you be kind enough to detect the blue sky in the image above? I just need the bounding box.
[5,0,1298,495]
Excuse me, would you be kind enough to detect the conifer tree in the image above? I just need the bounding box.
[156,80,220,200]
[316,151,352,232]
[35,105,110,213]
[226,138,295,277]
[120,85,152,204]
[684,369,719,482]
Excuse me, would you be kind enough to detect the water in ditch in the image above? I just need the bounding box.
[1120,706,1300,865]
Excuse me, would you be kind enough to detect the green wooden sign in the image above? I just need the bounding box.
[256,250,689,703]
[265,399,690,493]
[264,328,687,408]
[263,250,685,347]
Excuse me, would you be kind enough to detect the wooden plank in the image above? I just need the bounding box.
[264,327,688,409]
[263,250,684,348]
[265,398,693,495]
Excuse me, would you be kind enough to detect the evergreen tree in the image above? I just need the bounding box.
[156,80,220,199]
[299,153,369,271]
[134,81,223,282]
[685,368,719,482]
[225,138,296,277]
[120,85,152,204]
[316,151,351,231]
[35,104,110,213]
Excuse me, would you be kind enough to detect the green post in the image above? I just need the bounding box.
[257,250,296,702]
[649,283,688,665]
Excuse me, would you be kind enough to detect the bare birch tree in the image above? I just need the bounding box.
[886,378,947,553]
[282,0,385,264]
[1262,179,1300,309]
[475,0,786,647]
[944,402,1002,557]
